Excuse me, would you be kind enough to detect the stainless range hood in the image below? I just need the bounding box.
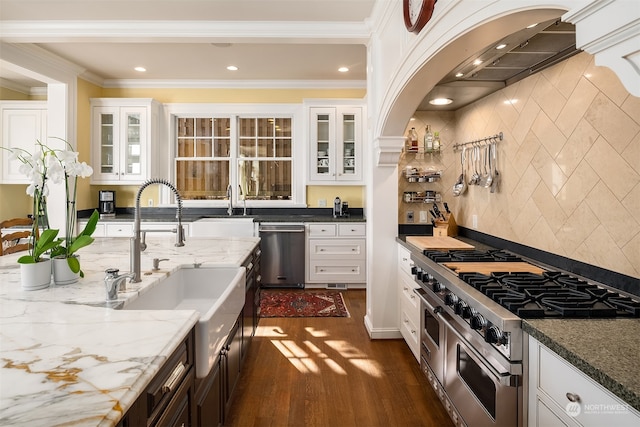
[419,18,579,111]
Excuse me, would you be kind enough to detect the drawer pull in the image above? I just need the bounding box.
[162,362,186,393]
[351,248,356,251]
[566,392,581,403]
[320,248,325,251]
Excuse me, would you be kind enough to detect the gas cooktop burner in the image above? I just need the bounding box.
[459,271,640,319]
[422,249,522,263]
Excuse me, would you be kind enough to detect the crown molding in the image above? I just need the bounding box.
[0,20,371,44]
[100,79,367,89]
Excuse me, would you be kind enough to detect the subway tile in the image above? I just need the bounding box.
[621,233,640,278]
[556,119,598,176]
[556,201,599,255]
[511,98,540,145]
[553,52,592,99]
[532,146,568,196]
[532,74,567,121]
[531,110,567,158]
[586,181,638,247]
[621,181,640,225]
[582,225,637,278]
[621,94,640,127]
[556,77,598,137]
[584,136,640,200]
[584,93,639,154]
[584,59,630,107]
[556,160,599,216]
[532,182,567,233]
[523,216,566,257]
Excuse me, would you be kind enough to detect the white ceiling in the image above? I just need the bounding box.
[0,0,375,91]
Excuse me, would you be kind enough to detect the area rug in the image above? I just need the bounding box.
[259,290,350,318]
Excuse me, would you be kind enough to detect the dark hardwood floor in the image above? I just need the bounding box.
[224,290,454,427]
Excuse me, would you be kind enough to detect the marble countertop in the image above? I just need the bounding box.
[0,236,259,426]
[396,236,640,412]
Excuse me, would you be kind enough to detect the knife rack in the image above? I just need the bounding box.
[433,213,458,237]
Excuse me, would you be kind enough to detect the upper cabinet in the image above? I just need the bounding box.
[0,101,47,184]
[307,103,364,184]
[90,98,160,184]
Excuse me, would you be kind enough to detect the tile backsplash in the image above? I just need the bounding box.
[400,52,640,280]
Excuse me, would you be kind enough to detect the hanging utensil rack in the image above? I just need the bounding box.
[453,132,503,151]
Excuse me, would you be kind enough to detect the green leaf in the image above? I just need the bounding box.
[68,235,94,254]
[17,255,37,264]
[67,256,80,274]
[78,210,99,238]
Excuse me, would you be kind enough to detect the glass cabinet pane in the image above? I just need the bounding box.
[342,113,356,175]
[316,113,330,175]
[125,113,141,175]
[100,113,115,174]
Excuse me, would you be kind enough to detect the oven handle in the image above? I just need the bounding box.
[436,311,518,387]
[413,288,442,314]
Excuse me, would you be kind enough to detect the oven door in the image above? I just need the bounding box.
[441,313,521,427]
[414,288,445,385]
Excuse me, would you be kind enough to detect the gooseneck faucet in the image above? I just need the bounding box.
[227,184,233,216]
[131,178,185,283]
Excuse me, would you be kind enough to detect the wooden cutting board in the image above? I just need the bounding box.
[406,236,475,251]
[443,262,545,275]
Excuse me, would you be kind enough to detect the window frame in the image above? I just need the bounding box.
[161,103,306,208]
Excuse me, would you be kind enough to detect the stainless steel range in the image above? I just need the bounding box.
[410,248,640,427]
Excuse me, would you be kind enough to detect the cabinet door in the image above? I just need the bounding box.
[336,107,362,182]
[119,107,148,182]
[1,105,46,183]
[309,107,336,182]
[92,106,120,181]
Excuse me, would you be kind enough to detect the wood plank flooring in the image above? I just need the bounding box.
[224,290,454,427]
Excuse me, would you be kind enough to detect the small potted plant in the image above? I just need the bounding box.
[6,138,98,287]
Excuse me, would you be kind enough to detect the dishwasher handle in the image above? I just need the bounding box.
[258,224,305,233]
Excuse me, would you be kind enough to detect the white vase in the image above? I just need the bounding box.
[20,259,52,291]
[52,255,80,285]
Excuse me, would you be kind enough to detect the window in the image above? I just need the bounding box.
[172,105,302,206]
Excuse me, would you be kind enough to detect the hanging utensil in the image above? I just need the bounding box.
[490,141,500,193]
[484,140,495,188]
[452,147,467,196]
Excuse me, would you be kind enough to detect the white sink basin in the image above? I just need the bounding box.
[190,217,256,237]
[123,266,246,378]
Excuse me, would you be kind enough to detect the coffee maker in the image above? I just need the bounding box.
[98,190,116,218]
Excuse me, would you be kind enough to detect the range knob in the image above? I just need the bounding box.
[454,301,469,317]
[470,313,486,330]
[432,281,444,293]
[444,292,458,306]
[485,326,503,345]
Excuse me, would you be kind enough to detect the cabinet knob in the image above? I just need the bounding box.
[566,392,581,403]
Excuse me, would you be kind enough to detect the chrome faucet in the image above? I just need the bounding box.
[227,184,233,216]
[239,184,247,216]
[105,268,135,301]
[131,178,185,283]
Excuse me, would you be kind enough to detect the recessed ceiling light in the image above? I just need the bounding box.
[473,59,483,66]
[526,23,539,29]
[227,65,238,71]
[338,67,349,73]
[429,98,453,106]
[504,99,518,105]
[496,43,507,50]
[455,72,464,78]
[134,66,146,72]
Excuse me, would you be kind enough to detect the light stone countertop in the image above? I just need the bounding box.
[0,236,260,426]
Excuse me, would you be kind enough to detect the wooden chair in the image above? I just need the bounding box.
[0,217,36,256]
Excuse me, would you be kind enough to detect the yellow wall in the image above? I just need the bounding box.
[88,84,366,208]
[77,78,102,210]
[306,186,365,208]
[0,185,32,220]
[0,87,30,100]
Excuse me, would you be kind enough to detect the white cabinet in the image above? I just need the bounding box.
[528,335,640,427]
[306,222,366,285]
[90,98,160,184]
[0,101,47,183]
[78,220,188,238]
[307,104,364,184]
[397,244,420,361]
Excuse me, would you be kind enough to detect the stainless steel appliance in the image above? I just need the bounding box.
[258,223,305,288]
[409,248,640,427]
[98,190,116,218]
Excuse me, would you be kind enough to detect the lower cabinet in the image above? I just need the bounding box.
[397,244,420,361]
[195,315,244,427]
[118,328,196,427]
[528,335,640,427]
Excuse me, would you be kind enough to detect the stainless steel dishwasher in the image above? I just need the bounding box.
[258,223,305,288]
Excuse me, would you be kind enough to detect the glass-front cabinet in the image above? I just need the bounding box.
[308,104,363,184]
[91,98,159,184]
